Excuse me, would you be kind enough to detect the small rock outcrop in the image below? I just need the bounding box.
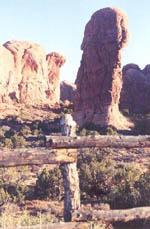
[120,64,150,114]
[60,81,76,103]
[0,40,65,107]
[73,7,131,129]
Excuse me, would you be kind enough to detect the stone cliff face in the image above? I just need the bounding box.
[60,81,76,103]
[0,40,65,107]
[120,64,150,114]
[73,7,132,129]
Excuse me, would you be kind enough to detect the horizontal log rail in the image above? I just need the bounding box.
[73,206,150,223]
[0,147,77,167]
[45,135,150,149]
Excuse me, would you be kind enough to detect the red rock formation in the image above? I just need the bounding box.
[60,81,77,103]
[46,52,66,103]
[120,64,150,114]
[0,40,65,107]
[73,7,132,129]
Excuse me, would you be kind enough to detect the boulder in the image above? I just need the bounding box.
[0,40,65,107]
[120,64,150,114]
[73,7,132,129]
[60,81,76,103]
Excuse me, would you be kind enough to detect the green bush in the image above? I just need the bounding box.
[105,127,118,135]
[0,211,55,227]
[34,167,63,200]
[20,125,31,136]
[32,120,41,130]
[0,182,28,205]
[77,149,116,200]
[4,129,16,138]
[77,122,118,136]
[2,138,13,148]
[32,128,43,136]
[0,188,10,205]
[134,170,150,206]
[109,181,138,209]
[6,182,29,203]
[11,134,27,148]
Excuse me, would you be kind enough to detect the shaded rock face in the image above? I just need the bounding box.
[0,40,65,107]
[60,81,77,103]
[120,64,150,114]
[73,7,131,129]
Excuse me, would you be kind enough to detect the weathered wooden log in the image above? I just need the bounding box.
[60,162,80,222]
[46,135,150,149]
[0,147,77,167]
[73,206,150,223]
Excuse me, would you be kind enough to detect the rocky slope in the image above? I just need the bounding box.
[0,40,65,107]
[73,7,132,129]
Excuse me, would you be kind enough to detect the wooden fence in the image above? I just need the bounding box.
[1,135,150,226]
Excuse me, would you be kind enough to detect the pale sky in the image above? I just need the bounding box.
[0,0,150,82]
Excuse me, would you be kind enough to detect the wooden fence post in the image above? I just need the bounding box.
[60,162,80,222]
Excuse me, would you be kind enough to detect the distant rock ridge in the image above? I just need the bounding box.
[60,81,76,103]
[73,7,132,129]
[120,63,150,113]
[0,40,65,107]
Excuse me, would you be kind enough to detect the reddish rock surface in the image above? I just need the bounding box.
[73,7,132,129]
[0,40,65,107]
[60,81,76,102]
[120,64,150,113]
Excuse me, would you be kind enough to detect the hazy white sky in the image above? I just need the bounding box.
[0,0,150,82]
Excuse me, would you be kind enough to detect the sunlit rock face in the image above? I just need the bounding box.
[120,64,150,114]
[0,40,65,107]
[73,7,132,129]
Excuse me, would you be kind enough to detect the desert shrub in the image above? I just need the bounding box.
[0,167,30,204]
[34,167,63,200]
[105,127,118,135]
[0,211,55,227]
[32,128,43,136]
[11,134,27,148]
[5,182,29,203]
[77,149,116,200]
[0,182,28,204]
[78,128,99,136]
[0,128,5,138]
[4,128,16,138]
[109,164,143,209]
[77,122,118,136]
[109,181,138,209]
[20,125,31,136]
[2,138,13,148]
[134,170,150,206]
[32,120,41,130]
[0,188,10,205]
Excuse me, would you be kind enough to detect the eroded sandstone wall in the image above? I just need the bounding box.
[0,40,65,107]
